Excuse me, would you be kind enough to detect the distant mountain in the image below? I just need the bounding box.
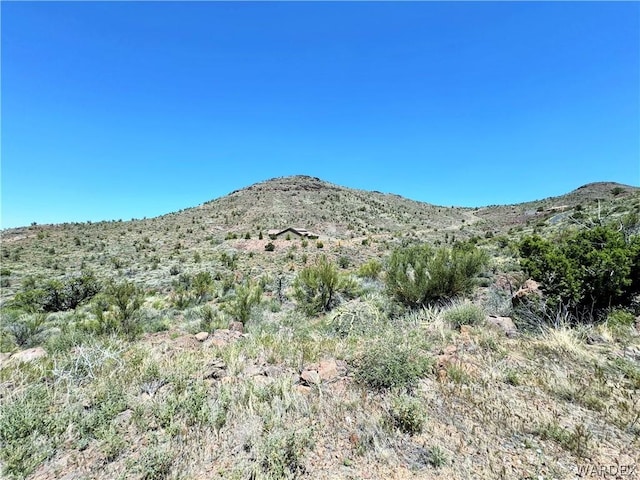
[1,175,638,304]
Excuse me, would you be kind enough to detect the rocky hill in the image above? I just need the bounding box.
[1,175,638,303]
[1,175,639,480]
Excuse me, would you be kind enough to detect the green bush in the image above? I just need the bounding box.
[192,271,214,303]
[259,428,312,479]
[0,384,69,478]
[292,256,356,315]
[518,225,640,320]
[353,341,431,391]
[385,243,489,308]
[1,311,49,349]
[223,280,262,323]
[102,280,144,338]
[388,393,426,435]
[264,242,275,252]
[11,271,101,313]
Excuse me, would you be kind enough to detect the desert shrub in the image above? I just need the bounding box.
[606,309,636,338]
[10,271,101,313]
[198,305,226,332]
[102,280,144,338]
[607,309,635,328]
[1,311,49,349]
[442,302,485,328]
[223,280,262,323]
[136,446,175,480]
[353,341,432,391]
[220,251,238,269]
[192,271,214,303]
[327,294,388,337]
[357,259,382,279]
[388,393,426,435]
[338,255,351,269]
[259,428,313,479]
[385,243,489,308]
[264,242,275,252]
[292,256,357,315]
[519,225,640,320]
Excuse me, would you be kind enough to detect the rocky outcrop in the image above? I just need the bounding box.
[512,279,542,307]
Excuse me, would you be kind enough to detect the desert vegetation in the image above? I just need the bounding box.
[1,176,639,479]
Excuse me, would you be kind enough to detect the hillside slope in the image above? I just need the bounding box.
[1,176,639,480]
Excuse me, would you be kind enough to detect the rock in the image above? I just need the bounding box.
[209,337,228,348]
[318,359,339,381]
[229,321,244,333]
[436,353,478,380]
[586,333,607,345]
[295,385,312,395]
[300,369,321,385]
[265,365,283,377]
[205,329,243,348]
[194,332,209,342]
[486,315,518,338]
[203,359,227,379]
[114,409,133,426]
[11,347,47,363]
[173,335,200,350]
[460,325,473,336]
[511,279,542,307]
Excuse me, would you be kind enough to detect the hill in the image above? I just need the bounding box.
[1,176,638,303]
[1,176,639,480]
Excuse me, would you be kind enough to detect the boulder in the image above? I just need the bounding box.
[486,315,518,338]
[11,347,47,363]
[194,332,209,342]
[300,369,321,385]
[318,359,339,381]
[512,279,542,307]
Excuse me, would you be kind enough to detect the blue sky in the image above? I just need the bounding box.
[2,1,638,228]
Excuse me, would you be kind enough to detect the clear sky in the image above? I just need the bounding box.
[1,1,639,229]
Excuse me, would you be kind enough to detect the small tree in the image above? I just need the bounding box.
[224,280,262,323]
[518,225,640,319]
[293,256,355,315]
[192,271,214,303]
[104,280,144,338]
